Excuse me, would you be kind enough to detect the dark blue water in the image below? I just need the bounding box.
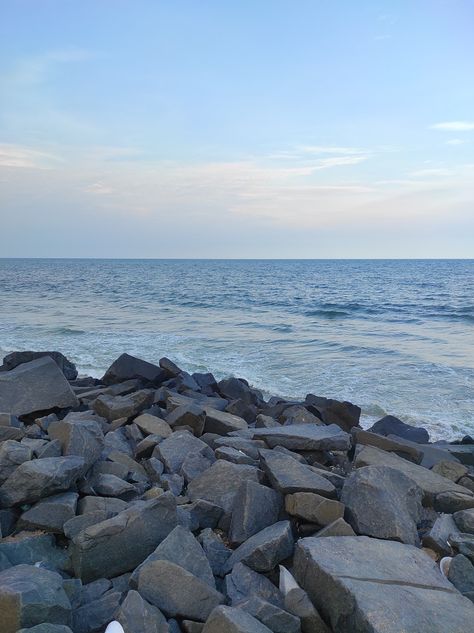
[0,259,473,439]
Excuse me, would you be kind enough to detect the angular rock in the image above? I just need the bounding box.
[130,525,215,589]
[368,415,429,444]
[0,532,69,569]
[117,590,168,633]
[92,473,137,500]
[0,456,85,507]
[203,605,273,633]
[71,494,177,582]
[448,554,474,595]
[450,533,474,563]
[432,460,468,482]
[294,535,474,633]
[259,450,336,497]
[1,350,78,380]
[166,403,206,436]
[314,517,356,537]
[229,481,282,545]
[48,418,104,469]
[0,440,33,484]
[93,390,153,422]
[279,566,330,633]
[351,427,423,464]
[0,357,78,416]
[225,521,294,573]
[18,492,78,533]
[215,446,257,466]
[17,626,74,633]
[434,491,474,513]
[181,452,214,483]
[285,492,344,526]
[422,514,459,555]
[203,408,248,435]
[253,423,350,452]
[0,564,71,633]
[134,413,172,438]
[224,562,284,607]
[239,596,301,633]
[341,465,423,545]
[136,559,223,621]
[102,353,165,385]
[77,495,128,516]
[72,591,122,633]
[454,509,474,534]
[155,430,213,474]
[197,528,232,577]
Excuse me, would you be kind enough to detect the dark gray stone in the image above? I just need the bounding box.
[450,533,474,563]
[351,427,423,464]
[368,415,429,444]
[17,626,73,633]
[215,446,257,466]
[167,403,206,436]
[197,528,232,577]
[48,417,104,469]
[422,514,459,555]
[181,452,214,483]
[77,495,128,516]
[0,357,79,416]
[341,465,423,544]
[305,394,361,432]
[202,605,273,633]
[155,430,213,474]
[285,492,344,526]
[72,590,121,633]
[259,450,336,497]
[239,596,301,633]
[314,517,356,537]
[102,353,164,385]
[80,578,111,605]
[93,390,154,422]
[454,509,474,534]
[0,564,71,633]
[229,481,282,545]
[279,566,330,633]
[0,532,69,569]
[448,554,474,595]
[0,440,33,484]
[136,559,223,621]
[134,413,172,438]
[203,408,248,435]
[224,562,284,607]
[1,350,78,380]
[224,521,294,573]
[0,456,85,507]
[294,535,474,633]
[117,590,168,633]
[217,377,259,405]
[434,491,474,513]
[18,491,78,533]
[92,473,138,499]
[253,423,351,452]
[71,494,177,582]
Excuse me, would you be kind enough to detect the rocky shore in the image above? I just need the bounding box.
[0,350,473,633]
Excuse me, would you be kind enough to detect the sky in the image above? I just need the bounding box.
[0,0,473,258]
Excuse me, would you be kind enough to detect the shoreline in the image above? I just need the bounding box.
[0,349,473,631]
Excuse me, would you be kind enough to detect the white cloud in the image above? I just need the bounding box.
[431,121,474,132]
[0,144,61,169]
[84,182,114,195]
[446,139,465,146]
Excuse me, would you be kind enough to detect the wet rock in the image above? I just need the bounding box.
[285,492,344,526]
[93,391,154,422]
[102,353,165,385]
[224,562,284,607]
[0,456,85,507]
[454,509,474,534]
[0,440,33,483]
[259,450,336,497]
[155,430,213,474]
[238,596,301,633]
[197,528,232,577]
[203,605,273,633]
[1,350,78,380]
[224,521,294,573]
[368,415,429,444]
[71,494,177,582]
[253,423,351,452]
[116,590,168,633]
[0,564,71,633]
[0,357,78,416]
[294,535,474,633]
[229,481,282,545]
[18,491,78,533]
[136,559,223,621]
[217,377,259,405]
[48,417,104,469]
[341,465,423,544]
[203,408,248,435]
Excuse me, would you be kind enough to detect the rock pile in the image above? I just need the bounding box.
[0,350,473,632]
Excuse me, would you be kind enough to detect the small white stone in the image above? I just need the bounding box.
[104,622,125,633]
[439,556,452,578]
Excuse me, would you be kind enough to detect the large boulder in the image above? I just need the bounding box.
[18,492,78,533]
[203,605,273,632]
[0,565,71,633]
[253,423,351,452]
[224,562,284,607]
[229,481,283,545]
[305,395,361,432]
[1,351,77,380]
[101,353,165,385]
[341,466,423,544]
[154,430,214,474]
[0,357,78,416]
[116,590,168,633]
[71,494,177,582]
[294,535,474,633]
[0,441,33,484]
[48,417,104,469]
[368,415,429,444]
[259,450,336,497]
[285,492,344,527]
[93,390,154,422]
[224,521,294,573]
[0,456,86,507]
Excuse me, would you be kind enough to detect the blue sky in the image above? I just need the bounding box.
[1,0,473,257]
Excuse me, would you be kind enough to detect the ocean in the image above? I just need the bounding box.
[0,259,473,440]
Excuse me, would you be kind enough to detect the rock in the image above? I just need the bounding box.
[0,456,85,507]
[279,566,330,633]
[255,414,280,428]
[294,535,474,633]
[305,395,361,432]
[0,440,33,484]
[159,357,182,378]
[351,427,422,464]
[77,495,128,516]
[214,437,266,460]
[215,446,257,465]
[18,491,78,533]
[181,452,214,483]
[0,532,69,569]
[197,528,232,577]
[71,494,177,582]
[238,596,301,633]
[187,461,261,515]
[0,357,79,416]
[17,626,74,633]
[368,415,429,444]
[0,564,71,633]
[134,414,172,438]
[224,562,284,607]
[454,509,474,534]
[280,404,321,426]
[259,450,336,497]
[130,525,215,589]
[314,517,356,537]
[155,430,213,474]
[72,591,122,633]
[80,578,111,604]
[354,445,474,506]
[341,465,423,545]
[450,533,474,563]
[48,417,104,469]
[203,408,248,435]
[432,460,468,482]
[1,350,78,380]
[217,377,259,404]
[253,423,351,452]
[202,605,273,633]
[285,492,344,526]
[93,391,154,422]
[116,590,168,633]
[422,514,459,555]
[102,353,165,385]
[229,481,283,545]
[448,555,474,595]
[166,404,206,436]
[136,559,223,621]
[92,474,138,499]
[224,521,294,573]
[225,399,258,424]
[434,491,474,513]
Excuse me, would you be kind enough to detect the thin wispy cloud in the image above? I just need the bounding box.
[431,121,474,131]
[446,139,466,146]
[0,144,62,169]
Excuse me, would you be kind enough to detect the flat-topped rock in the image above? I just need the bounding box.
[294,535,474,633]
[253,423,351,452]
[351,427,423,463]
[224,521,294,573]
[259,450,336,497]
[1,350,78,380]
[0,357,78,416]
[203,605,273,633]
[203,408,248,435]
[368,415,430,444]
[101,353,165,385]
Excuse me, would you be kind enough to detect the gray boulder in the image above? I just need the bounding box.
[341,465,423,544]
[93,390,154,422]
[454,509,474,534]
[203,408,248,435]
[0,440,33,484]
[167,403,206,436]
[134,414,172,438]
[102,353,165,385]
[203,605,273,633]
[1,350,78,380]
[72,591,122,633]
[155,430,213,474]
[305,395,360,432]
[0,532,69,569]
[279,566,330,633]
[285,492,344,526]
[422,514,459,556]
[0,456,85,506]
[48,417,104,469]
[294,535,474,633]
[448,554,474,596]
[434,491,474,513]
[253,423,350,452]
[117,590,168,633]
[0,564,71,633]
[224,562,284,607]
[224,521,294,573]
[17,626,73,633]
[197,528,232,577]
[238,596,301,633]
[136,559,223,621]
[259,450,336,497]
[71,494,177,582]
[351,427,423,464]
[368,415,429,444]
[229,481,283,545]
[0,357,78,416]
[18,491,78,533]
